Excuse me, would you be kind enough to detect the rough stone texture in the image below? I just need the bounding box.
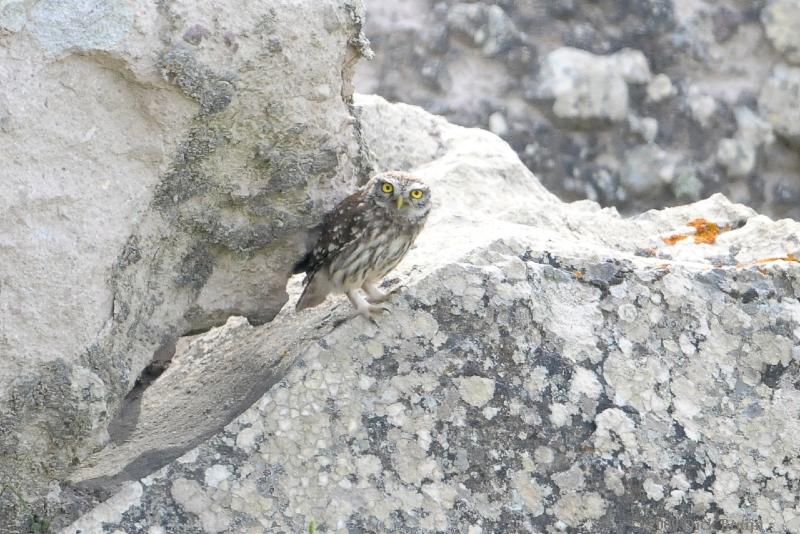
[68,96,800,533]
[356,0,800,219]
[762,0,800,65]
[537,47,651,122]
[0,0,369,530]
[759,63,800,146]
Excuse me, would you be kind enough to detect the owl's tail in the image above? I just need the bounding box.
[295,271,331,311]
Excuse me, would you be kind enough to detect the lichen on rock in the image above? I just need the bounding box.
[66,96,800,533]
[0,0,367,529]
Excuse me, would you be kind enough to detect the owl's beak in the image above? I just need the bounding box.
[396,196,405,209]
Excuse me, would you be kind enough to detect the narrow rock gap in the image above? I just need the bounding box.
[107,337,177,445]
[69,287,341,499]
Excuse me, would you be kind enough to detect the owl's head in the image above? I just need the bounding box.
[365,171,431,221]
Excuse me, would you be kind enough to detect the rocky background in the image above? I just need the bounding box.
[357,0,800,218]
[0,0,799,533]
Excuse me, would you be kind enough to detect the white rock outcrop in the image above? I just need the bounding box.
[0,0,369,529]
[762,0,800,65]
[537,47,651,122]
[67,96,800,533]
[759,63,800,146]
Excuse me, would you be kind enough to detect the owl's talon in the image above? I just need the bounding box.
[358,303,390,321]
[364,282,404,305]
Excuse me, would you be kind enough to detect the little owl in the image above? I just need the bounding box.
[293,171,431,318]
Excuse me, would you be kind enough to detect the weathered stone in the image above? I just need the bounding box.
[646,73,677,103]
[445,3,521,57]
[0,0,368,529]
[356,0,800,219]
[717,138,756,177]
[620,144,680,198]
[762,0,800,65]
[537,47,651,122]
[759,63,800,145]
[68,96,800,533]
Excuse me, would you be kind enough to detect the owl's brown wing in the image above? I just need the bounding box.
[293,189,365,280]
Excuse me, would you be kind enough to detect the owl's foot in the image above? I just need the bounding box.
[362,281,393,304]
[347,290,391,321]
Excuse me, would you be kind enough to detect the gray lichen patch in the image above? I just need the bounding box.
[158,46,235,115]
[68,244,800,533]
[68,94,800,533]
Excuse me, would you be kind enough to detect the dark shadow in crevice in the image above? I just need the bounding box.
[108,336,177,445]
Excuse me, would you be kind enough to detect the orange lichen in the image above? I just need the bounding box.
[687,218,722,244]
[755,254,800,264]
[573,271,585,279]
[661,218,730,246]
[662,234,688,245]
[737,254,799,269]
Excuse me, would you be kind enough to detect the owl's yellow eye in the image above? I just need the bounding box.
[381,182,394,194]
[410,189,424,199]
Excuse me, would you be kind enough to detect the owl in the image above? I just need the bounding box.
[293,171,432,319]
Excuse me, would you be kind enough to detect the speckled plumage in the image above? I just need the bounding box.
[294,171,431,318]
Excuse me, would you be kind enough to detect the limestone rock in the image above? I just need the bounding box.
[68,96,800,533]
[646,73,677,103]
[537,47,651,122]
[759,63,800,145]
[762,0,800,65]
[0,0,368,529]
[620,144,681,198]
[717,139,756,178]
[357,0,800,219]
[445,3,521,58]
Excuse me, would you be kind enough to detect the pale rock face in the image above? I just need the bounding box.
[761,0,800,65]
[537,47,651,122]
[717,138,756,178]
[67,96,800,533]
[0,0,368,528]
[646,73,677,103]
[759,63,800,145]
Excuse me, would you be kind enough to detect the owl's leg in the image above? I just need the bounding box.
[362,281,389,304]
[347,289,390,319]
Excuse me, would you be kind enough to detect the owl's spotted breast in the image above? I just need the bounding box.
[294,171,431,318]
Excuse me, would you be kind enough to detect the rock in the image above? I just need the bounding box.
[759,63,800,145]
[762,0,800,65]
[734,106,774,148]
[670,168,704,202]
[488,111,509,136]
[446,3,521,57]
[711,6,742,43]
[687,87,718,128]
[717,138,756,177]
[620,144,680,198]
[537,47,651,122]
[0,0,26,34]
[716,107,774,179]
[628,114,659,143]
[0,0,368,529]
[646,73,677,103]
[68,96,800,533]
[357,0,800,219]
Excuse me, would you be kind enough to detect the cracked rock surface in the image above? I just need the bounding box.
[68,96,800,533]
[0,0,367,530]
